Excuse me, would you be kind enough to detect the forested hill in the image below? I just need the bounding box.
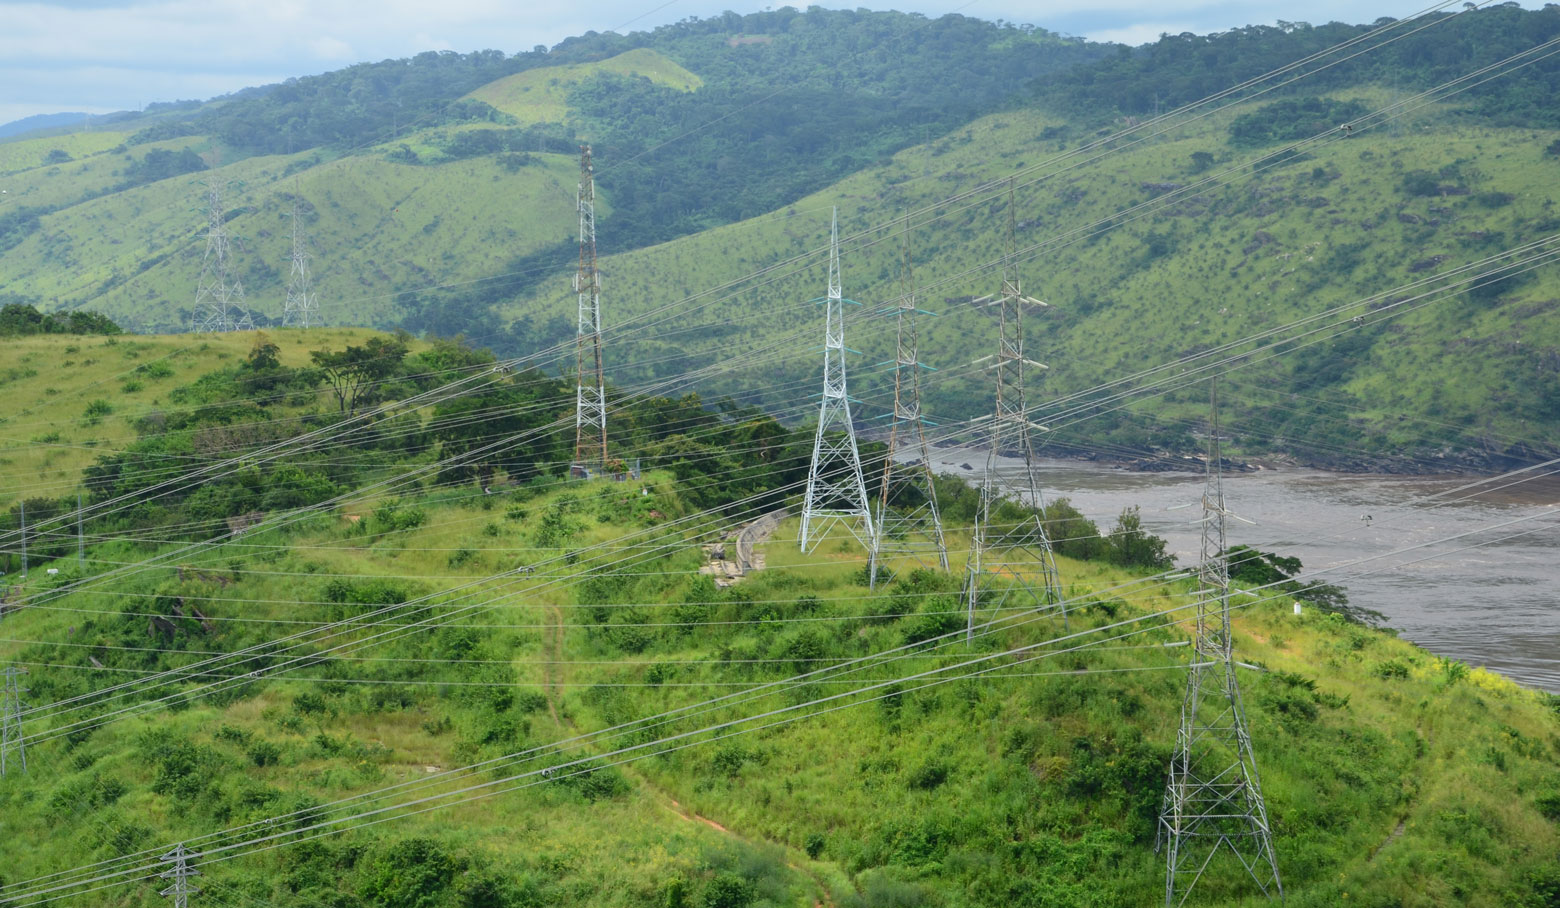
[1036,6,1560,125]
[4,5,1560,468]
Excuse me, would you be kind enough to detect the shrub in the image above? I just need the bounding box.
[711,744,753,776]
[1373,659,1410,680]
[371,499,426,533]
[1400,169,1440,196]
[1536,790,1560,823]
[248,740,282,767]
[702,873,754,908]
[906,760,950,790]
[358,837,460,908]
[804,833,826,859]
[514,690,550,714]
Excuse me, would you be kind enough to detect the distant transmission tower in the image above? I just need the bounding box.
[281,183,318,328]
[869,215,947,585]
[799,208,874,553]
[1158,379,1282,906]
[573,145,608,475]
[158,843,201,907]
[963,185,1064,637]
[190,176,254,333]
[1,664,27,777]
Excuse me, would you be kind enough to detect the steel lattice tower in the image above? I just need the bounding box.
[799,209,874,553]
[281,184,318,328]
[963,187,1064,637]
[1157,379,1281,906]
[869,216,947,584]
[573,145,608,475]
[158,843,201,907]
[1,664,27,777]
[190,177,254,333]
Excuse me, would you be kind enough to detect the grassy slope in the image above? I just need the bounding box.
[0,440,1555,905]
[0,131,130,176]
[495,94,1560,464]
[0,135,228,214]
[0,48,673,333]
[464,48,702,127]
[4,89,1559,461]
[0,329,412,509]
[0,145,584,332]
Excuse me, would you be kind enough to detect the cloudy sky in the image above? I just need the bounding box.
[0,0,1476,128]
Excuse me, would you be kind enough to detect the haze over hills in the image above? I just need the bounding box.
[0,113,93,140]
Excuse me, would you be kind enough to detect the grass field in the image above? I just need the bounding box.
[0,459,1554,906]
[0,130,131,176]
[464,48,703,127]
[0,329,412,509]
[0,144,586,332]
[491,93,1560,466]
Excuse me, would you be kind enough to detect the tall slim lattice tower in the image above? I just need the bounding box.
[190,177,254,333]
[158,844,201,907]
[573,145,608,474]
[869,216,947,584]
[1158,380,1281,906]
[281,185,318,328]
[963,186,1064,637]
[1,664,27,777]
[799,209,874,553]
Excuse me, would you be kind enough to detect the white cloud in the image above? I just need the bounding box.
[1088,22,1198,45]
[309,36,356,61]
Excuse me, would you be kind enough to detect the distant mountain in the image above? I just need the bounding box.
[0,111,94,139]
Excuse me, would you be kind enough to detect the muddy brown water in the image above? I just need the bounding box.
[928,448,1560,693]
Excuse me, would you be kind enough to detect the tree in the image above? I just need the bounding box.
[246,334,281,371]
[310,336,408,415]
[1105,506,1173,569]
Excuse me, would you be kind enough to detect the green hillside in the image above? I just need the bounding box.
[0,338,1556,907]
[501,94,1560,470]
[0,145,584,332]
[0,7,1103,327]
[0,131,130,175]
[3,5,1560,468]
[0,329,420,510]
[465,48,702,127]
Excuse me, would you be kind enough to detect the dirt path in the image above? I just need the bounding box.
[538,584,836,907]
[541,603,564,726]
[1368,723,1428,863]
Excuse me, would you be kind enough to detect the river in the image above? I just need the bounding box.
[926,448,1560,693]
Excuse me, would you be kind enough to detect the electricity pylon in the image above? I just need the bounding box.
[573,145,608,475]
[963,185,1064,638]
[191,176,254,333]
[799,208,874,553]
[281,183,318,328]
[1,664,27,777]
[869,215,947,586]
[158,843,201,907]
[1158,379,1282,906]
